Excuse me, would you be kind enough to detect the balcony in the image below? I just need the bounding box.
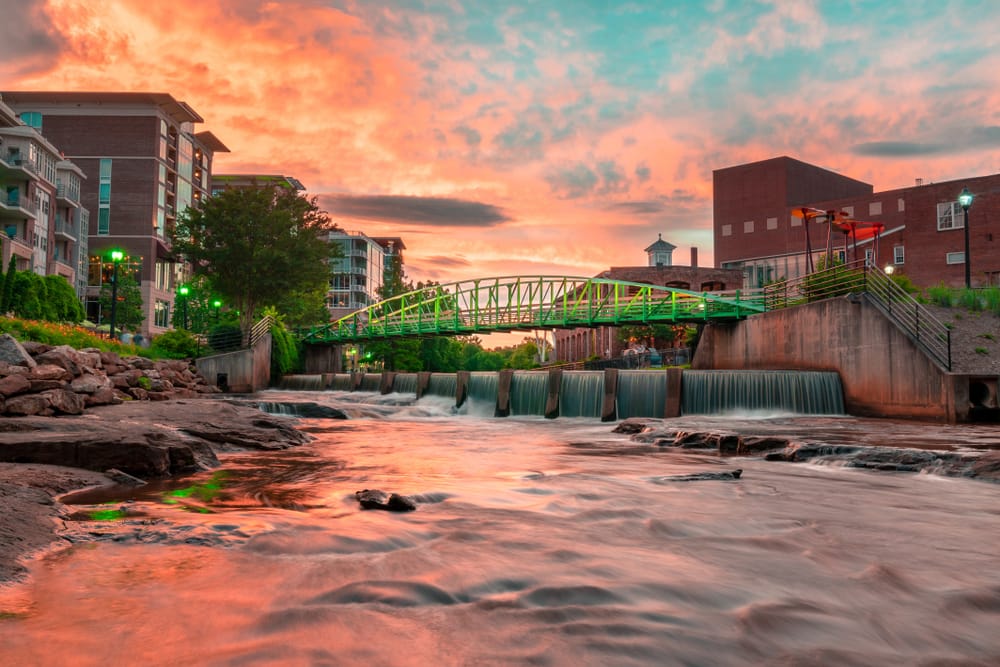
[54,219,77,241]
[0,189,35,221]
[50,258,75,282]
[56,181,81,207]
[3,233,34,263]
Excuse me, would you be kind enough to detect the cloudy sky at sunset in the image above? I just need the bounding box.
[4,0,999,285]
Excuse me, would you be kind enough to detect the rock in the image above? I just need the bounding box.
[105,468,148,486]
[40,389,86,415]
[4,393,52,416]
[0,334,37,368]
[612,418,657,435]
[70,373,112,394]
[738,436,792,456]
[654,469,743,482]
[34,349,82,377]
[355,489,417,511]
[0,374,31,398]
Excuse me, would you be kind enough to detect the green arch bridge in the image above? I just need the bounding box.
[302,275,769,345]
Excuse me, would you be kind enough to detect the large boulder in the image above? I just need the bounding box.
[0,334,36,368]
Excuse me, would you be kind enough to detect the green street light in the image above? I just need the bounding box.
[958,187,974,289]
[212,299,222,322]
[109,250,124,341]
[178,285,190,329]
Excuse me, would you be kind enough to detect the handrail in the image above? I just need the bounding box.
[862,262,951,370]
[249,315,274,346]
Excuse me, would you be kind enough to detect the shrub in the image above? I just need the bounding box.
[137,376,152,390]
[151,329,201,359]
[270,320,301,376]
[925,283,953,307]
[207,322,243,352]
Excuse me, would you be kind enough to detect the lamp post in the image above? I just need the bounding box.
[958,187,974,289]
[178,286,189,329]
[109,250,124,341]
[212,299,222,323]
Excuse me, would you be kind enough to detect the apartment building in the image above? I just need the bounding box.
[0,96,88,296]
[326,229,390,321]
[0,92,228,336]
[714,156,1000,289]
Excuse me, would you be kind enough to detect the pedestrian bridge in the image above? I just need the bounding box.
[301,275,767,345]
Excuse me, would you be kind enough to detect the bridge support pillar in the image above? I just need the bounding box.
[495,369,514,417]
[456,371,470,407]
[380,372,395,394]
[545,369,563,419]
[665,368,683,418]
[601,368,618,422]
[416,372,432,399]
[351,372,364,391]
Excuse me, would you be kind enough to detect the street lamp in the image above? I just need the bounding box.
[958,187,974,289]
[212,299,222,322]
[109,250,124,341]
[178,286,189,329]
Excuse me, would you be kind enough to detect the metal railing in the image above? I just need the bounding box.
[761,259,951,371]
[249,315,274,346]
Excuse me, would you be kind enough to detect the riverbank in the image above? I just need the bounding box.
[0,398,310,585]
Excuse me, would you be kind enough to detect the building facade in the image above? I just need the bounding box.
[714,156,1000,289]
[1,91,228,336]
[0,96,89,297]
[552,237,744,364]
[326,229,388,321]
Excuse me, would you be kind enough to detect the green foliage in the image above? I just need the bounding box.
[137,375,153,390]
[980,333,996,341]
[172,185,338,330]
[270,318,301,375]
[150,329,201,359]
[0,255,15,313]
[615,323,680,349]
[975,347,989,356]
[958,289,982,311]
[801,254,864,301]
[207,322,243,352]
[98,270,144,332]
[0,317,146,356]
[505,341,539,369]
[43,275,85,322]
[888,272,919,296]
[925,283,953,307]
[10,271,45,319]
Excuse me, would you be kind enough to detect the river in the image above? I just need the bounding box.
[1,389,998,666]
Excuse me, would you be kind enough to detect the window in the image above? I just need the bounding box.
[937,202,964,231]
[721,224,732,237]
[766,217,777,230]
[154,300,170,328]
[841,206,854,217]
[946,252,965,265]
[865,249,873,264]
[743,220,754,233]
[98,183,111,204]
[99,159,112,180]
[897,198,905,212]
[893,246,904,265]
[869,201,882,216]
[98,208,110,235]
[19,112,42,129]
[790,216,802,227]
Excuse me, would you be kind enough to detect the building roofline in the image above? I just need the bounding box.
[0,91,205,124]
[194,131,229,153]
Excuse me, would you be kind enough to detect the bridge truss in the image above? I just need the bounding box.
[302,275,767,345]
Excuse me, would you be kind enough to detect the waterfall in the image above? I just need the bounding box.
[359,373,381,392]
[510,371,549,416]
[559,371,604,418]
[330,374,353,391]
[468,372,498,405]
[617,370,668,418]
[276,374,327,391]
[681,370,845,415]
[427,373,457,399]
[393,373,418,395]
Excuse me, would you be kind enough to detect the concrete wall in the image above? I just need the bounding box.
[693,296,965,421]
[303,344,342,373]
[195,333,272,393]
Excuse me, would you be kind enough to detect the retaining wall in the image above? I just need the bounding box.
[195,333,272,393]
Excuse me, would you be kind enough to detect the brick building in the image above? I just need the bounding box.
[553,237,744,363]
[714,156,1000,289]
[1,91,228,336]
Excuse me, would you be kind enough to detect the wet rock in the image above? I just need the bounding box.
[105,468,148,487]
[765,443,863,462]
[356,489,417,511]
[738,436,793,456]
[655,469,743,482]
[612,418,657,435]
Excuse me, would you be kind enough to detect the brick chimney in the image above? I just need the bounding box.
[690,247,698,268]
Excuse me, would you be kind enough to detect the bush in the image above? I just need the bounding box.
[925,283,954,307]
[270,320,301,375]
[151,329,201,359]
[207,322,243,352]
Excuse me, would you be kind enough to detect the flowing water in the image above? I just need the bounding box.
[1,389,999,666]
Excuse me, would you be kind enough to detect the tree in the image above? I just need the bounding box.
[0,255,15,314]
[172,186,337,331]
[43,275,85,322]
[99,270,144,332]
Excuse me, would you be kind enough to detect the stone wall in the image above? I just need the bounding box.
[692,296,965,421]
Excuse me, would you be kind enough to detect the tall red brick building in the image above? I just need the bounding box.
[713,156,1000,289]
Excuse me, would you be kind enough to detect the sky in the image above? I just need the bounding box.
[4,0,1000,288]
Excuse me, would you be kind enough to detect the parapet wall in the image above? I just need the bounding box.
[692,296,967,422]
[195,333,272,393]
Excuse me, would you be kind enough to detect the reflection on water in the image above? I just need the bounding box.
[1,389,998,666]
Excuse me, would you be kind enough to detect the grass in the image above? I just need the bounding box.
[975,347,989,356]
[0,317,149,357]
[923,284,1000,315]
